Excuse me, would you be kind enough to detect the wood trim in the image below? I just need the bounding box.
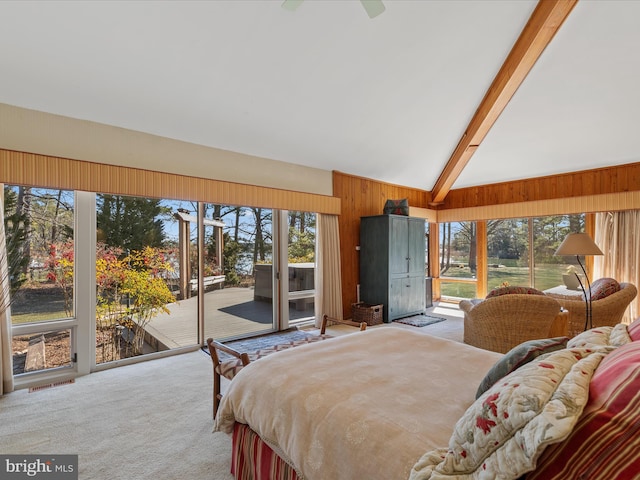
[437,190,640,223]
[0,149,341,215]
[428,222,441,300]
[442,162,640,210]
[430,0,578,204]
[476,221,488,298]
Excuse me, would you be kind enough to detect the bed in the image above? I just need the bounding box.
[214,322,640,480]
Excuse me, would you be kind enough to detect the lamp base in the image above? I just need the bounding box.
[562,274,582,290]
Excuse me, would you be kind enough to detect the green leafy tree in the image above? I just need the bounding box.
[97,194,169,252]
[222,232,241,286]
[288,212,315,263]
[120,246,175,355]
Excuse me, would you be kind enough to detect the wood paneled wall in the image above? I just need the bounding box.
[334,162,640,317]
[333,171,431,316]
[0,149,341,214]
[442,162,640,210]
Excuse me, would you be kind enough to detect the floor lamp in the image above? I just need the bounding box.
[555,233,603,331]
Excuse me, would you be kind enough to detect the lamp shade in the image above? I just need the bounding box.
[555,233,603,256]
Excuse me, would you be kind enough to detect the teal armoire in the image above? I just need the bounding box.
[359,214,426,322]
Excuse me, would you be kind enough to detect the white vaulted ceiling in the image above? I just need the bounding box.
[0,0,638,192]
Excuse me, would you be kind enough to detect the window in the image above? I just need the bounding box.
[439,221,477,299]
[95,194,196,364]
[487,218,530,290]
[5,186,75,375]
[532,215,585,291]
[3,180,324,388]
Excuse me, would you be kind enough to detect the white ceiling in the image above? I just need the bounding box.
[1,0,638,192]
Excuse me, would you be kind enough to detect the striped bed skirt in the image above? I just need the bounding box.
[232,423,301,480]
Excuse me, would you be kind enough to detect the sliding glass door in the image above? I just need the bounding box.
[286,211,316,325]
[202,204,276,342]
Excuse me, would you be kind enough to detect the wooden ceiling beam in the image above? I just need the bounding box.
[429,0,579,206]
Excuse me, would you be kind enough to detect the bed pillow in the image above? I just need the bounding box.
[475,337,569,399]
[567,324,631,349]
[589,277,620,301]
[627,317,640,341]
[486,286,545,298]
[525,341,640,479]
[410,348,606,480]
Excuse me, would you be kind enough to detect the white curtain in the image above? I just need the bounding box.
[314,214,344,328]
[594,210,640,324]
[0,184,15,395]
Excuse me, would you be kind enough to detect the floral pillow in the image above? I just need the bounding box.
[589,277,620,301]
[410,348,607,480]
[486,286,545,298]
[475,337,569,399]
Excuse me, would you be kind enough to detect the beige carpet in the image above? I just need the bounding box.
[0,350,234,480]
[0,303,463,480]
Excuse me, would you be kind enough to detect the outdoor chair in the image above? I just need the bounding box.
[460,293,564,354]
[207,314,366,418]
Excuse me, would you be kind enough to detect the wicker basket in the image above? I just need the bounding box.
[351,302,383,325]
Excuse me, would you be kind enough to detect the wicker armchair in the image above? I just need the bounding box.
[547,282,637,337]
[460,294,563,354]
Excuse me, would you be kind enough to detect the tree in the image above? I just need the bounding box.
[45,240,74,317]
[456,222,477,274]
[97,194,169,253]
[288,212,315,263]
[3,186,29,295]
[120,246,175,355]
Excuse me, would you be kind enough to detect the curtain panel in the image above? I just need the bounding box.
[0,184,15,394]
[594,210,640,323]
[315,214,343,328]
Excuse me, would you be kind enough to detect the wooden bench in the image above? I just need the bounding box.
[25,334,46,372]
[190,275,226,292]
[206,314,366,418]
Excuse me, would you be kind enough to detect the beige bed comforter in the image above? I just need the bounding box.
[214,326,503,480]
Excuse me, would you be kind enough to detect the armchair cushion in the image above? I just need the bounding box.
[486,286,545,298]
[475,336,569,399]
[589,277,620,301]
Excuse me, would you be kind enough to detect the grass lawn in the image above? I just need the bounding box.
[441,262,570,299]
[10,284,69,324]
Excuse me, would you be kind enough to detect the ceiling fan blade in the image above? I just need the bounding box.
[282,0,304,12]
[360,0,385,19]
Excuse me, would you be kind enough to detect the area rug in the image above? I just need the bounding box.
[393,315,446,328]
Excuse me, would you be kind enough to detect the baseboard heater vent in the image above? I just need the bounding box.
[29,379,75,393]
